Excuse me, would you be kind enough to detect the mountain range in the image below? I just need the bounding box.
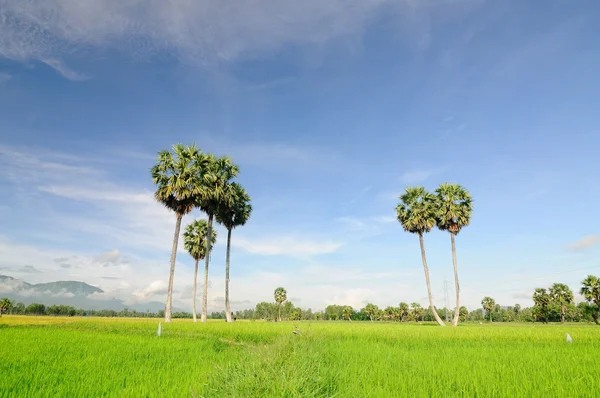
[0,275,166,312]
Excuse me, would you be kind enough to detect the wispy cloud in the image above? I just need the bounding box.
[20,265,41,273]
[41,58,89,81]
[0,0,479,68]
[568,235,599,251]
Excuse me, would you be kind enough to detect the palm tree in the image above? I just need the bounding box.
[216,183,252,322]
[274,287,287,321]
[410,302,422,322]
[514,304,521,322]
[151,143,208,322]
[435,183,473,327]
[398,302,410,322]
[396,187,446,326]
[549,283,574,323]
[196,155,240,322]
[481,297,495,322]
[533,288,551,323]
[183,219,217,322]
[342,306,353,321]
[580,275,600,324]
[364,303,379,321]
[0,298,13,317]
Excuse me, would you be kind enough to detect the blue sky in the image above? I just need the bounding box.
[0,0,599,312]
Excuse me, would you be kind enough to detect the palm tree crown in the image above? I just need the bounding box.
[215,183,252,230]
[183,220,217,261]
[196,155,240,216]
[151,143,208,216]
[396,187,437,235]
[274,287,287,304]
[435,183,473,235]
[580,275,600,305]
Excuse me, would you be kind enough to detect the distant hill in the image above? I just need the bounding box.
[0,275,103,297]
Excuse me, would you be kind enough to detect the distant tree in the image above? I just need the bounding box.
[183,219,217,322]
[383,306,396,321]
[342,306,353,321]
[25,303,46,315]
[274,287,287,321]
[364,303,379,321]
[458,306,468,322]
[12,302,25,315]
[410,302,423,322]
[434,183,473,327]
[481,297,495,322]
[216,182,252,322]
[398,302,410,322]
[151,143,208,322]
[396,187,445,326]
[513,304,521,321]
[0,298,13,317]
[549,283,574,322]
[196,155,240,323]
[533,288,551,323]
[580,275,600,325]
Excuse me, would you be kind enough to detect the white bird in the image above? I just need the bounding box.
[157,322,162,337]
[566,333,572,343]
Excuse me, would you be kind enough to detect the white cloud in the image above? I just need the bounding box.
[568,235,599,251]
[0,0,478,67]
[93,249,123,266]
[132,280,168,300]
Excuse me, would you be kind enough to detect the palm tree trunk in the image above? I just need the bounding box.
[201,213,213,323]
[561,305,566,322]
[419,233,446,326]
[164,213,183,323]
[278,304,281,322]
[225,228,233,322]
[192,258,199,322]
[450,233,461,327]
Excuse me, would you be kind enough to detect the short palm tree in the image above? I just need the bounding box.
[410,302,422,322]
[398,302,410,322]
[533,288,551,323]
[183,219,217,322]
[580,275,600,322]
[435,183,472,327]
[342,306,353,321]
[196,155,240,322]
[396,187,446,326]
[151,143,208,322]
[216,182,252,322]
[0,298,13,317]
[481,296,495,322]
[549,283,574,322]
[274,287,287,321]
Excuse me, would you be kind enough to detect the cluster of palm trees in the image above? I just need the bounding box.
[151,144,252,323]
[396,184,473,327]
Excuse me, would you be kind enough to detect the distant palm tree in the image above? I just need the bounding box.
[396,187,446,326]
[151,143,208,322]
[549,283,574,323]
[481,297,495,322]
[513,304,521,322]
[410,302,423,322]
[274,287,287,321]
[580,275,600,324]
[183,219,217,322]
[533,288,551,323]
[216,183,252,322]
[435,183,473,327]
[196,155,240,322]
[0,298,13,317]
[342,306,353,321]
[398,302,410,322]
[364,303,379,321]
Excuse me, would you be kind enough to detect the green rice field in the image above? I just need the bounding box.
[1,316,599,397]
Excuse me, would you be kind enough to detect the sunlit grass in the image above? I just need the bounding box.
[1,316,599,397]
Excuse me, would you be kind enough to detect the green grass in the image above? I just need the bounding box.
[1,316,599,397]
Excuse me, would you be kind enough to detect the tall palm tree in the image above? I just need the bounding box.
[216,182,252,322]
[183,219,217,322]
[549,283,574,323]
[196,155,240,322]
[151,143,208,322]
[481,296,495,322]
[396,186,446,326]
[580,275,600,324]
[435,183,473,327]
[274,287,287,322]
[533,288,551,323]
